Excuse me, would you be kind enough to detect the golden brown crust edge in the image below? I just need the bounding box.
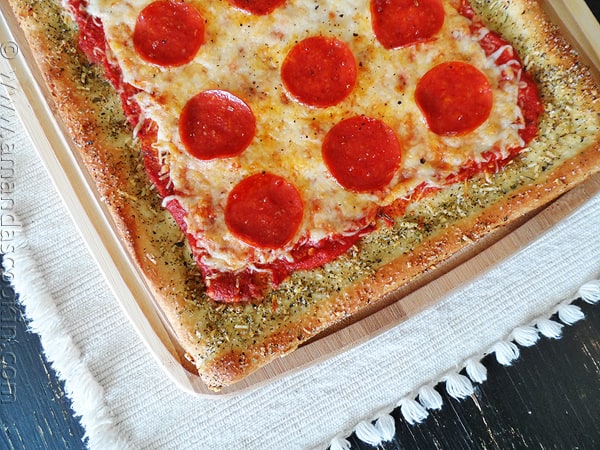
[6,0,204,373]
[7,0,600,390]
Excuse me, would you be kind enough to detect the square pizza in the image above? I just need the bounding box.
[7,0,600,390]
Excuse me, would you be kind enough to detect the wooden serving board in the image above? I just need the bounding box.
[0,0,598,396]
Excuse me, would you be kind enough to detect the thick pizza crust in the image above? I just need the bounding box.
[8,0,600,390]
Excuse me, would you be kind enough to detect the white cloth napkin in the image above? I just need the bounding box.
[3,69,600,449]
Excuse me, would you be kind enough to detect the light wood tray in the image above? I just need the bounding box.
[0,0,598,396]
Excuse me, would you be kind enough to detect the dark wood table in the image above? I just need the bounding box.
[2,2,600,448]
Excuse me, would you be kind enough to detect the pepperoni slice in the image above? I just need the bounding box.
[179,90,256,160]
[322,116,401,192]
[415,62,493,136]
[225,173,304,249]
[281,36,357,108]
[370,0,445,49]
[133,0,205,67]
[228,0,286,15]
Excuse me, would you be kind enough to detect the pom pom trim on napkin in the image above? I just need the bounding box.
[328,279,600,450]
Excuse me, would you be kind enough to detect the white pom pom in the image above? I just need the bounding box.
[491,341,520,366]
[465,359,487,383]
[577,280,600,304]
[330,436,352,450]
[355,421,382,446]
[374,414,396,441]
[556,303,585,325]
[443,373,474,399]
[418,385,443,410]
[398,397,428,425]
[511,325,540,347]
[536,318,563,339]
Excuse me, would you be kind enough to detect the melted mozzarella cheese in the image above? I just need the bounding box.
[87,0,524,272]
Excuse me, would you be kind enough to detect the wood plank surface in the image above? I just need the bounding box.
[0,259,86,449]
